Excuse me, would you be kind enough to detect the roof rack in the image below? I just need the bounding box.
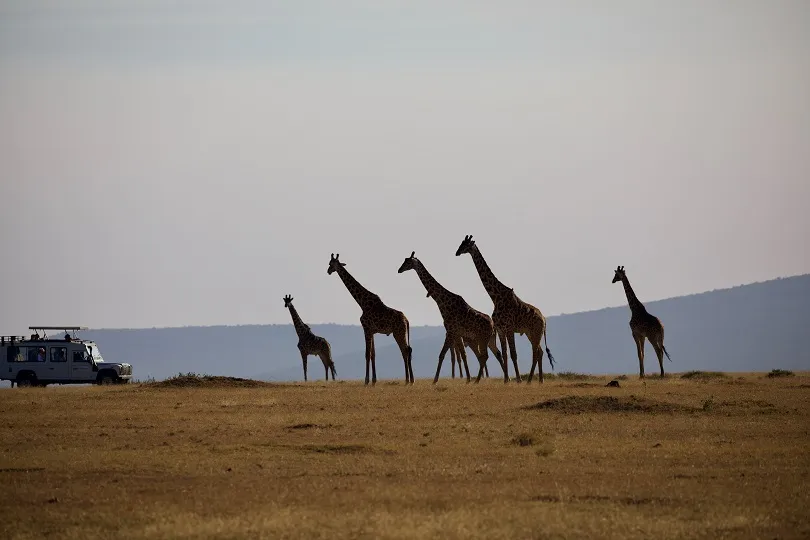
[29,326,88,331]
[1,336,26,344]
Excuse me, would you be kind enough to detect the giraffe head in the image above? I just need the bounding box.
[398,252,431,296]
[283,295,294,308]
[397,251,418,274]
[327,253,346,275]
[612,265,626,284]
[455,234,476,257]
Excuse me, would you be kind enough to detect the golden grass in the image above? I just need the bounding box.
[1,372,809,540]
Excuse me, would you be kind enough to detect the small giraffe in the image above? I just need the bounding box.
[455,235,555,383]
[283,295,336,382]
[327,253,414,385]
[612,266,671,378]
[399,251,504,383]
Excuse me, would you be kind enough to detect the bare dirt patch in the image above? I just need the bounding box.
[524,395,696,414]
[286,423,335,430]
[680,371,729,381]
[296,443,393,455]
[146,374,275,389]
[531,494,675,506]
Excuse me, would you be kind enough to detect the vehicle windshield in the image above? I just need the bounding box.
[86,344,104,363]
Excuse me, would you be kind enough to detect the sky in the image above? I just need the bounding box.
[1,0,809,333]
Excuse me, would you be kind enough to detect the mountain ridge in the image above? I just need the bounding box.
[4,274,805,385]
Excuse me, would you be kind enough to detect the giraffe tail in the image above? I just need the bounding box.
[662,345,672,362]
[544,329,556,371]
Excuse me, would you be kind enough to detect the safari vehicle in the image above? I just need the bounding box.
[1,326,132,388]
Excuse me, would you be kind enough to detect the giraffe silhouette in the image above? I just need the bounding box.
[612,266,671,378]
[327,253,414,385]
[283,295,336,381]
[399,251,504,383]
[455,235,555,383]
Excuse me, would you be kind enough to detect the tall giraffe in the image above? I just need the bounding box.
[612,266,671,378]
[398,251,504,383]
[327,253,413,385]
[455,235,555,383]
[283,295,336,381]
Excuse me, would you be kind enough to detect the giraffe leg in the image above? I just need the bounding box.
[299,350,308,382]
[507,332,522,383]
[534,340,545,384]
[393,328,412,385]
[435,334,452,384]
[455,342,471,383]
[363,328,374,386]
[526,329,545,383]
[484,345,489,379]
[633,333,646,379]
[488,332,508,382]
[408,345,415,384]
[459,338,471,381]
[650,335,665,377]
[473,339,489,383]
[498,330,510,383]
[316,351,329,381]
[450,344,456,379]
[370,335,378,385]
[457,342,465,377]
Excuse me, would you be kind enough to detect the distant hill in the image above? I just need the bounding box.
[6,274,807,385]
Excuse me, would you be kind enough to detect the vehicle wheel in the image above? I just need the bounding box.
[16,375,35,388]
[99,374,116,386]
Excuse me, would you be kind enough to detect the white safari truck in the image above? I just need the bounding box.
[1,326,132,388]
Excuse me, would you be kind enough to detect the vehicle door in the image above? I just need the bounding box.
[47,346,70,381]
[70,347,94,381]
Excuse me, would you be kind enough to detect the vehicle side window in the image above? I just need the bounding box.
[7,346,23,362]
[73,350,89,363]
[51,347,67,363]
[27,347,47,362]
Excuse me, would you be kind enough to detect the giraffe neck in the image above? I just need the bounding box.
[335,264,379,311]
[286,305,310,337]
[621,276,647,315]
[412,259,453,308]
[469,246,512,303]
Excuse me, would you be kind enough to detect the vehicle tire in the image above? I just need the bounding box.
[98,374,116,386]
[15,374,36,388]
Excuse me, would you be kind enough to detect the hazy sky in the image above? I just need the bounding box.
[1,0,809,333]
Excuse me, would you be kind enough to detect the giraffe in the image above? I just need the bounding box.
[612,266,671,378]
[455,235,556,383]
[283,295,337,382]
[399,251,505,383]
[327,253,414,385]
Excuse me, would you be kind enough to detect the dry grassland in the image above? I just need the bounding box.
[1,372,809,540]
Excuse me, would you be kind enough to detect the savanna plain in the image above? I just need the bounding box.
[1,371,808,540]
